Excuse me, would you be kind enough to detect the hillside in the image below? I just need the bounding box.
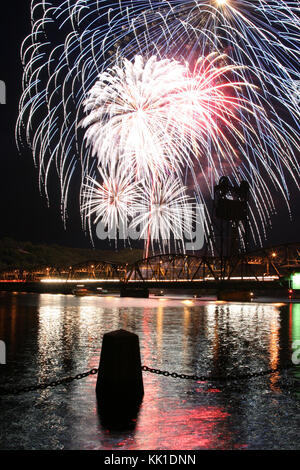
[0,238,144,272]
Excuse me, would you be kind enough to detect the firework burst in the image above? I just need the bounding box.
[80,54,192,179]
[17,0,300,251]
[131,176,194,255]
[80,52,299,246]
[82,167,140,234]
[81,53,267,179]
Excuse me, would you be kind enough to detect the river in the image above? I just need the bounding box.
[0,292,299,450]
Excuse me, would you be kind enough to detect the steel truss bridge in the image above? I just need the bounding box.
[2,243,299,289]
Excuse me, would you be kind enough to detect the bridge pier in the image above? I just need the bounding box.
[120,287,149,298]
[217,290,253,302]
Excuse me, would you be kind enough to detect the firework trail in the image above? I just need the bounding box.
[17,0,300,251]
[17,1,125,216]
[112,1,300,121]
[131,176,194,257]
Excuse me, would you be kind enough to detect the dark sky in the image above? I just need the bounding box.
[0,2,91,247]
[0,1,299,250]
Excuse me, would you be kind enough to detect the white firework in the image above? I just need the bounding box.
[17,0,300,250]
[80,54,194,179]
[82,167,141,233]
[131,176,194,249]
[80,53,271,179]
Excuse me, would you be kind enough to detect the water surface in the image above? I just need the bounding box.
[0,292,299,450]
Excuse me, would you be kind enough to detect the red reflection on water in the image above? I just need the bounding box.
[100,307,239,450]
[289,303,293,343]
[88,305,246,450]
[101,400,238,450]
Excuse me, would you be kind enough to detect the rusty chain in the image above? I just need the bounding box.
[0,363,296,397]
[141,363,295,382]
[0,368,99,396]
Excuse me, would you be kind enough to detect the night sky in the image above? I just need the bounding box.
[0,2,92,247]
[0,2,299,250]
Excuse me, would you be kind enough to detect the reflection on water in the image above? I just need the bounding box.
[0,293,300,450]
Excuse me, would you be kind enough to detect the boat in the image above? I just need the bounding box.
[73,285,89,296]
[154,291,164,297]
